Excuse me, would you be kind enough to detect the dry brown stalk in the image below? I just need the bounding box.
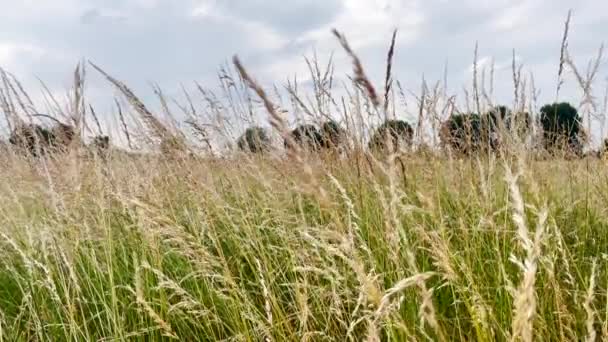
[383,29,398,118]
[0,69,23,129]
[71,62,85,137]
[1,68,34,122]
[115,98,133,149]
[7,71,36,112]
[332,29,380,108]
[232,55,295,151]
[556,10,572,100]
[89,61,187,154]
[232,55,329,203]
[89,104,104,135]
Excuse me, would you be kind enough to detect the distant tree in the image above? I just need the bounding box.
[285,124,324,151]
[237,126,271,153]
[9,118,76,156]
[92,135,110,150]
[600,138,608,159]
[368,119,414,153]
[9,124,52,156]
[91,135,110,156]
[159,135,189,157]
[540,102,584,155]
[51,123,76,147]
[506,111,533,137]
[482,106,510,149]
[487,105,510,127]
[439,113,484,154]
[441,106,533,154]
[486,106,533,148]
[320,120,347,149]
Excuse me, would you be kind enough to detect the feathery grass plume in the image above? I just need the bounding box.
[232,56,294,150]
[0,68,23,130]
[88,104,104,136]
[70,61,85,139]
[152,84,191,146]
[139,262,209,319]
[544,257,574,341]
[424,231,459,282]
[294,276,310,337]
[327,173,363,244]
[232,55,329,202]
[416,77,428,144]
[488,57,496,102]
[473,42,482,122]
[565,44,604,145]
[255,258,273,342]
[365,272,433,342]
[383,29,398,118]
[285,81,316,119]
[373,272,435,322]
[507,169,547,342]
[584,259,597,342]
[556,9,572,100]
[1,68,34,124]
[504,163,531,252]
[375,153,446,341]
[7,70,36,112]
[183,118,214,153]
[36,76,68,121]
[0,83,15,132]
[304,52,335,120]
[179,85,213,152]
[601,80,608,139]
[512,50,525,115]
[509,209,546,342]
[332,29,380,108]
[114,98,133,149]
[132,257,178,339]
[89,61,187,153]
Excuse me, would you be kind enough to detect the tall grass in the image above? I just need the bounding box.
[0,14,606,341]
[0,151,606,341]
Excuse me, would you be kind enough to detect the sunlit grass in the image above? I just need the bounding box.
[0,152,604,341]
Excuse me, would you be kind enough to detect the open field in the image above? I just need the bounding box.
[0,150,606,341]
[0,11,607,340]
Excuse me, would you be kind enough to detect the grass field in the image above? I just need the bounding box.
[0,149,606,341]
[1,13,607,341]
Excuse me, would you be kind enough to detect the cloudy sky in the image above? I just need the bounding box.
[0,0,606,143]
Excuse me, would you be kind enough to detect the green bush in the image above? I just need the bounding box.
[368,119,414,153]
[285,124,324,151]
[320,120,347,149]
[237,126,271,153]
[540,102,584,155]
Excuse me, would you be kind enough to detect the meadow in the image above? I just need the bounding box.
[0,17,607,341]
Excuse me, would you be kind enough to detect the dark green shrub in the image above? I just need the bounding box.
[237,126,271,153]
[540,102,584,155]
[320,120,347,149]
[368,119,414,153]
[285,124,323,151]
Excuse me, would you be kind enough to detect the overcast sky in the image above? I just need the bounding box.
[0,0,607,143]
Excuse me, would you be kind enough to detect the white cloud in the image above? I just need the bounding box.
[491,1,540,31]
[0,43,43,67]
[191,0,215,17]
[296,0,423,52]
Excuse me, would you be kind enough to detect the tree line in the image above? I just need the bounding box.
[7,116,110,157]
[5,101,603,159]
[237,102,600,158]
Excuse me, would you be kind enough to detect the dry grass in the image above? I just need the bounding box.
[0,151,605,341]
[0,14,605,341]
